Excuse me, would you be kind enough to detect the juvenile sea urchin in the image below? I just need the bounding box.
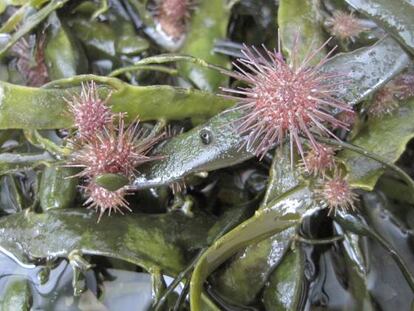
[83,182,130,222]
[325,11,367,41]
[299,144,336,176]
[71,115,164,180]
[316,172,358,215]
[221,39,353,162]
[65,81,112,141]
[69,114,164,220]
[368,72,414,118]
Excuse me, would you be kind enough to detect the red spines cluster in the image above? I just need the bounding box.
[67,83,163,221]
[221,37,358,214]
[368,72,414,118]
[71,117,162,180]
[221,40,353,162]
[66,81,112,141]
[83,182,130,218]
[300,144,336,177]
[12,36,49,87]
[316,172,358,215]
[325,11,366,41]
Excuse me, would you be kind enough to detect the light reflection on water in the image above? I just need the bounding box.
[0,253,153,311]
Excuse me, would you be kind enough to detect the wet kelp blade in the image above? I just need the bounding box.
[0,78,233,129]
[132,110,253,190]
[322,36,411,106]
[0,209,214,275]
[262,248,304,311]
[44,12,89,79]
[0,152,53,175]
[345,0,414,54]
[339,98,414,190]
[177,0,231,91]
[189,186,315,309]
[335,194,414,295]
[209,150,300,305]
[278,0,326,65]
[39,166,78,210]
[0,277,32,310]
[211,227,295,305]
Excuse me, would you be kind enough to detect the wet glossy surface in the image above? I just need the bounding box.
[339,98,414,190]
[346,0,414,54]
[0,254,152,310]
[323,36,411,106]
[0,209,214,275]
[133,111,253,189]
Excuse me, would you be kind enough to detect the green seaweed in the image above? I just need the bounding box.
[177,0,231,91]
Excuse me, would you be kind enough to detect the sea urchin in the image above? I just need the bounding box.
[299,144,336,176]
[65,81,112,141]
[316,172,358,215]
[69,114,164,220]
[12,36,49,87]
[325,11,367,41]
[221,39,353,162]
[83,182,130,222]
[70,115,163,179]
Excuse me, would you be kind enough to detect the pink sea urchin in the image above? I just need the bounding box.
[316,172,358,215]
[325,11,366,41]
[221,39,353,162]
[83,182,130,222]
[70,114,163,180]
[299,144,336,176]
[69,114,164,220]
[65,81,112,141]
[368,72,414,118]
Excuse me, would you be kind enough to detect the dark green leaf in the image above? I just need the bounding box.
[323,36,411,106]
[0,209,215,275]
[178,0,230,91]
[339,98,414,190]
[45,13,88,79]
[262,248,303,311]
[278,0,326,65]
[39,166,78,210]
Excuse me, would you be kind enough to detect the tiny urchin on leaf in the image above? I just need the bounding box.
[82,182,131,222]
[65,81,113,141]
[325,11,367,41]
[221,38,354,162]
[68,114,165,221]
[299,143,336,176]
[315,171,358,215]
[368,72,414,118]
[70,114,164,180]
